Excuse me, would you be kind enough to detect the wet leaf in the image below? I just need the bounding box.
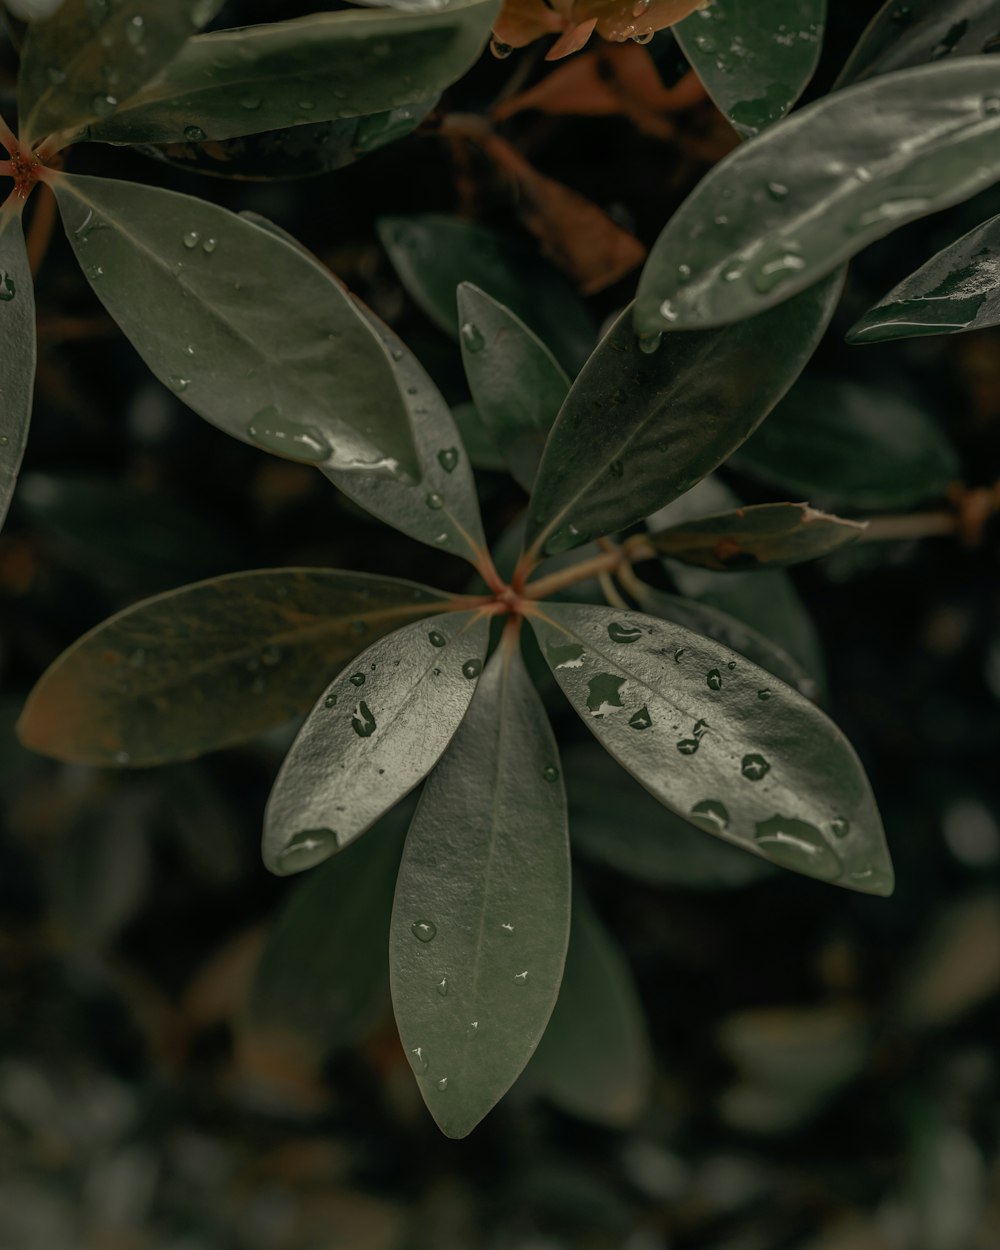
[377,213,595,374]
[263,608,490,876]
[848,212,1000,343]
[390,644,570,1138]
[84,0,498,146]
[53,174,419,480]
[837,0,1000,88]
[530,602,893,894]
[529,885,651,1127]
[18,569,458,767]
[635,58,1000,333]
[733,376,960,510]
[457,283,569,492]
[0,211,36,535]
[18,0,224,146]
[524,277,841,558]
[675,0,826,139]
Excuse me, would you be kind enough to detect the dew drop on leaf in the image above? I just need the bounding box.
[125,15,145,47]
[741,753,770,781]
[246,406,331,464]
[546,641,585,669]
[279,828,337,868]
[758,689,772,701]
[690,799,730,831]
[608,621,643,644]
[0,272,16,302]
[677,738,700,755]
[349,673,366,687]
[437,447,459,473]
[436,978,449,997]
[513,971,529,985]
[460,321,485,352]
[324,694,337,708]
[184,124,207,141]
[410,1045,429,1071]
[500,922,515,934]
[436,1077,450,1091]
[586,673,625,716]
[425,492,445,510]
[489,36,513,59]
[753,815,841,880]
[831,817,851,838]
[628,706,652,731]
[542,765,560,782]
[750,249,808,294]
[183,230,200,250]
[461,659,483,679]
[707,669,723,691]
[411,921,437,943]
[638,331,662,354]
[351,701,377,738]
[428,631,446,648]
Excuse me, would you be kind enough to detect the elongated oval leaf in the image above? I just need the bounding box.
[635,58,1000,333]
[649,502,865,571]
[733,376,960,510]
[390,643,570,1139]
[0,210,36,533]
[18,0,224,146]
[52,173,419,480]
[675,0,826,138]
[837,0,1000,88]
[848,212,1000,343]
[529,886,650,1128]
[17,569,459,767]
[84,0,499,146]
[529,602,893,894]
[524,277,841,559]
[457,282,569,492]
[263,608,490,876]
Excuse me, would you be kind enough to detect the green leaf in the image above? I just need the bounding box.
[17,569,457,767]
[0,210,36,534]
[451,401,505,472]
[837,0,1000,88]
[529,886,651,1127]
[389,643,570,1139]
[52,173,419,481]
[733,376,960,510]
[378,214,595,374]
[635,58,1000,333]
[524,278,841,559]
[848,212,1000,343]
[648,502,865,571]
[18,0,224,147]
[84,0,499,146]
[457,283,569,492]
[675,0,826,138]
[263,608,490,877]
[529,602,893,894]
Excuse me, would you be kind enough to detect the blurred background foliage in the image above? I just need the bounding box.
[2,2,1000,1247]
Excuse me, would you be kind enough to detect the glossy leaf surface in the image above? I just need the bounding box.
[529,886,651,1127]
[0,211,36,534]
[390,644,570,1138]
[530,603,893,894]
[675,0,825,138]
[649,502,865,571]
[54,174,419,480]
[635,59,1000,332]
[457,283,569,492]
[263,609,490,877]
[85,0,498,146]
[848,212,1000,343]
[837,0,1000,88]
[18,569,456,767]
[378,214,594,373]
[18,0,223,146]
[733,377,960,510]
[524,278,841,558]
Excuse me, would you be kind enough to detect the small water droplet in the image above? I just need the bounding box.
[167,375,189,393]
[183,230,200,249]
[436,1077,449,1091]
[125,14,145,46]
[462,659,483,679]
[707,669,723,691]
[91,93,117,118]
[349,672,366,687]
[0,271,16,302]
[693,719,710,738]
[240,93,262,110]
[766,181,789,201]
[425,491,445,510]
[468,1020,479,1035]
[831,817,851,838]
[758,689,772,701]
[489,36,513,58]
[629,706,652,731]
[751,248,807,294]
[690,799,730,831]
[202,237,217,254]
[184,124,207,141]
[726,660,736,671]
[436,978,449,996]
[674,648,685,662]
[608,621,643,644]
[638,330,662,353]
[632,29,654,43]
[677,738,700,755]
[412,921,437,943]
[324,694,338,708]
[298,98,316,111]
[677,263,692,283]
[741,753,770,781]
[351,701,377,738]
[410,1046,429,1071]
[437,447,459,473]
[542,765,560,782]
[513,970,529,985]
[460,321,485,352]
[983,94,1000,117]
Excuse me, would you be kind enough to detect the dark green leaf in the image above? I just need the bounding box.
[635,59,1000,333]
[848,212,1000,343]
[263,608,490,876]
[524,278,841,559]
[5,1,63,18]
[457,283,569,492]
[675,0,826,138]
[837,0,1000,88]
[84,1,499,146]
[530,602,893,894]
[529,886,651,1127]
[378,214,595,374]
[18,0,224,147]
[451,401,505,472]
[733,376,960,510]
[648,502,865,571]
[0,210,36,534]
[390,643,570,1138]
[18,569,457,767]
[53,173,419,480]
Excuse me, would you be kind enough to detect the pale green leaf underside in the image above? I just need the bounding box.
[0,213,37,535]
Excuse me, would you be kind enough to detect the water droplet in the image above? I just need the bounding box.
[693,719,710,738]
[677,263,692,283]
[184,124,207,141]
[298,98,316,111]
[349,672,366,687]
[167,375,189,393]
[707,669,723,691]
[0,271,16,302]
[240,93,262,110]
[677,738,700,755]
[410,1046,429,1071]
[753,815,841,881]
[758,689,772,701]
[766,181,789,201]
[501,922,515,934]
[513,970,529,985]
[202,237,217,255]
[632,0,650,13]
[546,641,585,669]
[830,817,850,839]
[542,765,560,782]
[983,94,1000,117]
[436,978,449,996]
[741,753,770,781]
[489,36,513,58]
[428,630,447,648]
[183,230,200,249]
[674,648,685,663]
[85,264,104,280]
[609,459,625,478]
[690,799,729,832]
[279,828,337,867]
[632,29,654,43]
[638,331,662,354]
[425,491,445,510]
[468,1020,479,1035]
[0,437,8,447]
[751,248,807,294]
[460,321,485,352]
[324,694,338,708]
[608,621,643,644]
[351,701,377,737]
[246,405,331,464]
[125,14,145,46]
[462,659,483,679]
[586,672,625,716]
[726,660,736,671]
[436,1077,449,1091]
[659,300,679,323]
[91,94,117,118]
[412,921,437,943]
[437,447,459,473]
[629,706,652,731]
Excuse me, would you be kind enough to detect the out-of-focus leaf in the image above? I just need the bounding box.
[635,59,1000,333]
[530,602,893,894]
[18,569,458,767]
[733,376,960,510]
[896,893,1000,1030]
[529,886,651,1127]
[4,0,63,19]
[263,609,490,876]
[0,211,36,534]
[53,174,419,480]
[390,644,569,1138]
[675,0,826,138]
[904,1104,987,1250]
[848,212,1000,343]
[457,282,569,492]
[451,401,505,472]
[84,0,499,146]
[523,277,841,559]
[377,213,595,373]
[837,0,1000,88]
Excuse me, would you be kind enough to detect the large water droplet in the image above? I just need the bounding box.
[690,799,729,832]
[707,669,723,691]
[246,405,331,464]
[741,753,770,781]
[489,36,513,58]
[677,738,700,755]
[0,271,16,302]
[462,659,482,679]
[279,827,337,868]
[751,248,807,294]
[412,920,437,943]
[753,815,841,881]
[428,630,447,648]
[830,816,850,839]
[460,321,485,352]
[351,701,377,738]
[349,672,366,687]
[586,672,625,716]
[608,621,643,644]
[184,124,207,141]
[546,641,585,669]
[410,1046,429,1071]
[638,331,662,354]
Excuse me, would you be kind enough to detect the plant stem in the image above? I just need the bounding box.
[26,182,57,275]
[860,512,959,543]
[523,549,623,600]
